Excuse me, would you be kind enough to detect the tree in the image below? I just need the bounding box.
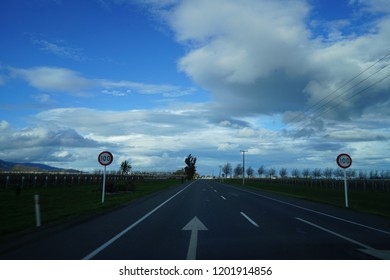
[358,170,367,180]
[184,154,197,179]
[120,160,132,175]
[312,168,322,179]
[369,170,379,179]
[323,167,333,179]
[246,166,254,177]
[257,165,266,178]
[279,168,288,178]
[333,168,343,179]
[302,168,310,178]
[291,168,301,178]
[222,163,232,178]
[234,164,243,178]
[346,169,356,179]
[267,167,276,178]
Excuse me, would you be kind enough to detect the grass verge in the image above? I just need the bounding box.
[0,179,180,239]
[222,179,390,218]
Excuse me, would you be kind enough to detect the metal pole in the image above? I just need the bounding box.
[343,168,348,208]
[102,165,107,203]
[240,150,247,185]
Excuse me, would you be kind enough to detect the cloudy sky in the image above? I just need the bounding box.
[1,0,389,175]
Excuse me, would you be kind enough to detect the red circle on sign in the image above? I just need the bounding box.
[98,151,113,166]
[336,153,352,169]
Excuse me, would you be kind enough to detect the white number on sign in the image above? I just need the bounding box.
[100,155,111,162]
[339,157,350,165]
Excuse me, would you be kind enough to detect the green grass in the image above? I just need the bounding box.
[0,179,180,239]
[223,179,390,218]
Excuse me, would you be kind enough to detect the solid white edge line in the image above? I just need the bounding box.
[295,217,390,260]
[295,217,369,249]
[240,212,259,227]
[82,181,196,260]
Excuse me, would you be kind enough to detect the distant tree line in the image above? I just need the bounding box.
[219,163,390,180]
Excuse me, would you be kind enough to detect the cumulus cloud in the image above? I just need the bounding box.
[0,124,100,163]
[9,66,196,98]
[140,0,390,125]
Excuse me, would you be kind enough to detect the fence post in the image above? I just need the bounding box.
[34,194,41,227]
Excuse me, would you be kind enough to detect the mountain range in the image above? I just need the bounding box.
[0,159,81,173]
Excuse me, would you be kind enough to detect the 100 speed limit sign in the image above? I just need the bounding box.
[336,153,352,169]
[98,151,113,166]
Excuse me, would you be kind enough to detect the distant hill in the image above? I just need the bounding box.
[0,159,82,173]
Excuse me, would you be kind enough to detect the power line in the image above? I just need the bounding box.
[257,50,390,143]
[281,51,390,131]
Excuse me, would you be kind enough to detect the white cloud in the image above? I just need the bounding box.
[0,120,10,130]
[0,124,100,165]
[100,80,196,97]
[32,38,85,61]
[140,0,390,124]
[11,67,94,93]
[1,100,389,173]
[32,94,54,104]
[175,0,310,83]
[102,89,131,97]
[352,0,390,13]
[10,66,196,98]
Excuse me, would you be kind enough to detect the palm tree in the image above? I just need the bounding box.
[120,160,131,175]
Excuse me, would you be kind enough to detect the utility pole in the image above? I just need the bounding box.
[240,150,247,185]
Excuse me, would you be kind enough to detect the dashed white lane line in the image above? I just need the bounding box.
[240,212,259,227]
[221,195,227,200]
[222,184,390,235]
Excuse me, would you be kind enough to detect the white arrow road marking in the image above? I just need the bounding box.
[182,216,208,260]
[82,181,195,260]
[296,217,390,260]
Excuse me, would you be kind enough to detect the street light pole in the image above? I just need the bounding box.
[240,150,247,185]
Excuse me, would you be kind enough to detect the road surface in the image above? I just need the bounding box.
[1,179,389,260]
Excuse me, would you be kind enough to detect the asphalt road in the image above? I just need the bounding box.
[1,179,389,260]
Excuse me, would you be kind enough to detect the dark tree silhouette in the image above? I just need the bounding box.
[184,154,197,179]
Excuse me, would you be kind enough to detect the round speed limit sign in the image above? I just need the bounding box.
[336,153,352,169]
[98,151,113,166]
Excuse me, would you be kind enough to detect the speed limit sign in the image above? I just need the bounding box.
[98,151,113,166]
[336,153,352,169]
[98,151,113,204]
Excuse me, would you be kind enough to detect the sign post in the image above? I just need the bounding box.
[336,153,352,208]
[98,151,113,203]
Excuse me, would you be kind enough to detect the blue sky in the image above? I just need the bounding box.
[1,0,389,176]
